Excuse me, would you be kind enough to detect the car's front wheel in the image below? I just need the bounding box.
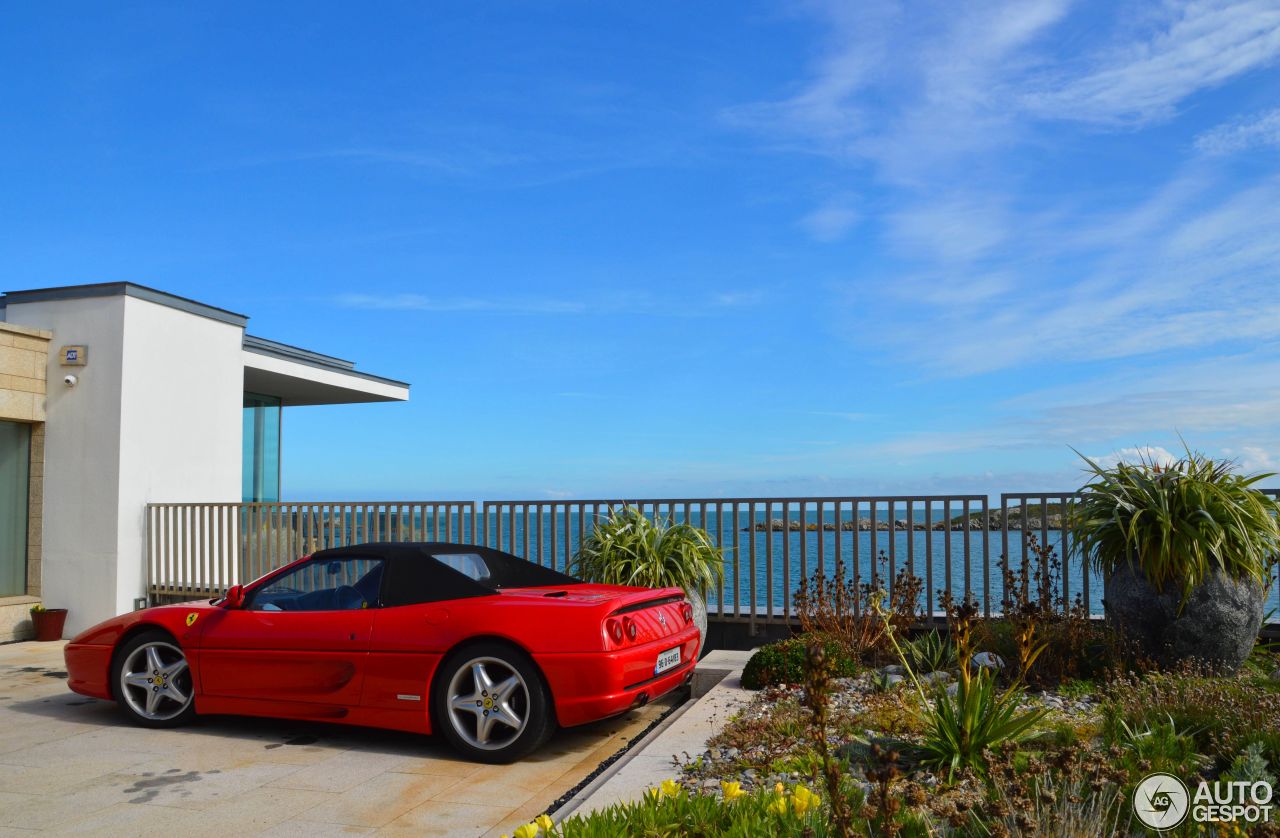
[431,642,555,763]
[112,631,196,728]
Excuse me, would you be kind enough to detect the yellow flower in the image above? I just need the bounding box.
[660,779,681,798]
[774,782,786,796]
[645,786,661,802]
[535,814,554,834]
[791,785,821,815]
[513,824,539,838]
[768,795,788,816]
[720,780,745,801]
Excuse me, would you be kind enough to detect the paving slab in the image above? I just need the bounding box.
[0,639,682,835]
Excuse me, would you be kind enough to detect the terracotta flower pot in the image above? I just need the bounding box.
[31,609,68,642]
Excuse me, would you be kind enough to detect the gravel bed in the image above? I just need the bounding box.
[676,666,1099,798]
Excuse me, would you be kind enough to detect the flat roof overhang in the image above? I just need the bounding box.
[243,336,409,406]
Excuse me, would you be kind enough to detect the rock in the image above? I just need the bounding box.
[971,651,1005,671]
[882,665,906,676]
[884,674,904,687]
[945,682,959,696]
[920,671,952,685]
[1104,564,1265,674]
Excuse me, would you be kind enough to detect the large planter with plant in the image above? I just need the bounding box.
[571,506,724,657]
[1070,449,1280,673]
[30,605,68,642]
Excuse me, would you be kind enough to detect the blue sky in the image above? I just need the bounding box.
[2,1,1279,500]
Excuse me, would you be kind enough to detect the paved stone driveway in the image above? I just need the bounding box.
[0,640,676,836]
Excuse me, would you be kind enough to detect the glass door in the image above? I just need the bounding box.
[0,421,30,597]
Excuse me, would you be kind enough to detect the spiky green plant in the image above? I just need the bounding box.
[903,630,957,674]
[913,669,1047,781]
[1069,446,1280,603]
[571,506,724,596]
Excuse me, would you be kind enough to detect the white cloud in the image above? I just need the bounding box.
[1025,1,1280,126]
[726,0,1070,184]
[1090,446,1179,469]
[1195,106,1280,154]
[839,171,1280,376]
[798,198,861,242]
[886,198,1010,263]
[1223,445,1278,471]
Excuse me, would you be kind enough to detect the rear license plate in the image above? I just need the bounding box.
[655,646,681,675]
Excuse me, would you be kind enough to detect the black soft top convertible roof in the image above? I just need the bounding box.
[309,542,582,607]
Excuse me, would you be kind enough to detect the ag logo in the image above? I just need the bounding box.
[1134,773,1190,829]
[185,613,199,627]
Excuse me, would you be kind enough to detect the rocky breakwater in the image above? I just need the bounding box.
[741,507,1066,532]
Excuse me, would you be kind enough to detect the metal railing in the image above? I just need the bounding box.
[146,490,1280,628]
[145,501,476,599]
[480,496,997,629]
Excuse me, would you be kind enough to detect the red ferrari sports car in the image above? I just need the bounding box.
[64,542,700,762]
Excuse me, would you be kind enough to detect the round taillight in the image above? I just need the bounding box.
[607,619,623,644]
[624,617,637,640]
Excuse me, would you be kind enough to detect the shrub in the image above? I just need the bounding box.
[1110,714,1207,779]
[741,633,860,690]
[910,668,1047,781]
[904,630,955,674]
[792,550,923,666]
[1069,447,1280,603]
[553,780,833,838]
[956,741,1133,836]
[571,506,723,596]
[985,535,1121,688]
[1101,670,1280,771]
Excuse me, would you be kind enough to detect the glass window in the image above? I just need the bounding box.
[430,552,491,583]
[0,421,29,597]
[242,393,281,502]
[248,557,384,612]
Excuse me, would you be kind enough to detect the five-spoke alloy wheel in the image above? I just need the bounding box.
[432,642,554,763]
[112,631,196,728]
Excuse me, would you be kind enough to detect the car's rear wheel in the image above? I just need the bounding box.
[112,631,196,728]
[431,642,555,763]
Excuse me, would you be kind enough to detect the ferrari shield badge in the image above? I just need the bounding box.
[186,612,199,627]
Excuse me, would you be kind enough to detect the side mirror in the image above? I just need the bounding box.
[223,585,245,609]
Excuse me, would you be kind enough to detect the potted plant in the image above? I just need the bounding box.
[1069,448,1280,673]
[571,506,724,657]
[29,604,69,642]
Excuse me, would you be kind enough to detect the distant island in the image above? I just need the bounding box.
[742,503,1067,532]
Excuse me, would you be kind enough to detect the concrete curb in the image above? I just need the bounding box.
[554,649,755,822]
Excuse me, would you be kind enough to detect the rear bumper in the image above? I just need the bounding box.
[536,627,699,727]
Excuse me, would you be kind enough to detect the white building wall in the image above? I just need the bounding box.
[9,294,245,633]
[6,296,128,636]
[115,296,243,625]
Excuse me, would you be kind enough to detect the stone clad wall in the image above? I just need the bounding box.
[0,322,50,641]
